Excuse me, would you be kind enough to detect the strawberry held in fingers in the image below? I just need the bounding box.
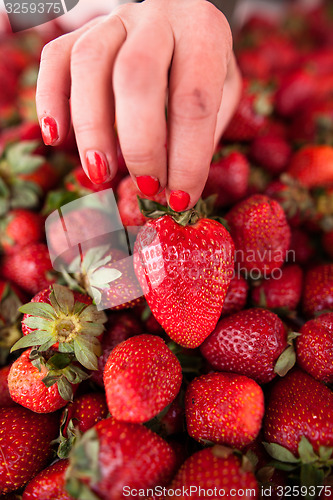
[185,372,264,448]
[200,308,291,384]
[14,284,107,371]
[22,460,72,500]
[133,200,235,348]
[169,446,259,500]
[225,194,291,277]
[0,405,59,494]
[104,334,182,423]
[66,418,177,500]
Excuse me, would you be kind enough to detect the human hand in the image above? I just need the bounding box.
[36,0,242,211]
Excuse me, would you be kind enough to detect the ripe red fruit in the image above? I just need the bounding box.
[0,365,15,407]
[302,264,333,317]
[185,372,264,448]
[296,313,333,383]
[251,264,303,311]
[0,209,44,254]
[201,308,289,384]
[63,392,108,435]
[0,405,59,494]
[64,165,116,194]
[275,69,317,117]
[288,145,333,188]
[169,446,259,500]
[8,348,78,413]
[104,334,182,423]
[221,274,249,317]
[225,194,291,277]
[289,227,315,265]
[2,242,56,295]
[264,369,333,455]
[22,460,72,500]
[66,418,177,500]
[249,135,292,175]
[203,150,250,207]
[134,213,234,348]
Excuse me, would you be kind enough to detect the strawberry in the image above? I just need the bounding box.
[13,284,107,372]
[221,274,249,317]
[0,405,59,494]
[22,460,72,500]
[275,69,317,117]
[104,334,182,423]
[0,209,44,254]
[296,313,333,383]
[249,135,292,175]
[264,369,333,456]
[66,417,177,500]
[117,175,167,231]
[201,308,290,384]
[0,280,24,363]
[185,372,264,448]
[91,311,143,387]
[133,201,235,348]
[237,49,271,80]
[290,227,316,265]
[223,80,274,142]
[202,149,250,207]
[302,264,333,317]
[1,242,57,295]
[287,145,333,188]
[251,264,303,312]
[8,348,81,412]
[289,99,333,145]
[64,165,116,194]
[225,194,291,277]
[0,365,15,407]
[169,446,259,500]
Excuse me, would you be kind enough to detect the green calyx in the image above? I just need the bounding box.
[138,195,229,228]
[264,437,333,489]
[274,331,300,377]
[30,349,89,402]
[53,408,82,459]
[11,284,107,371]
[65,428,101,500]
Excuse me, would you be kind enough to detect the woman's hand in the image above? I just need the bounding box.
[36,0,242,211]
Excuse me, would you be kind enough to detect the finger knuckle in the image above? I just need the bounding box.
[122,147,157,166]
[172,88,217,121]
[115,49,162,93]
[40,38,64,62]
[71,37,105,68]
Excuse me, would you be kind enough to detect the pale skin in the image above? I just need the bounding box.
[36,0,242,211]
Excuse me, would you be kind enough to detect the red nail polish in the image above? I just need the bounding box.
[41,116,59,145]
[136,176,160,197]
[169,190,190,212]
[85,151,110,184]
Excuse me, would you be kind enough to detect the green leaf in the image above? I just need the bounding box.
[47,353,73,370]
[19,302,57,320]
[78,305,107,324]
[38,337,57,352]
[43,190,79,215]
[298,436,319,463]
[319,446,333,461]
[58,343,75,354]
[23,316,52,331]
[89,267,122,287]
[73,338,98,370]
[274,345,296,377]
[80,322,105,337]
[11,330,54,352]
[53,285,75,314]
[42,372,60,387]
[263,442,300,464]
[300,463,325,490]
[57,377,74,402]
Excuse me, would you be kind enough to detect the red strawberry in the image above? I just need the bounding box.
[225,194,291,277]
[287,145,333,188]
[264,369,333,455]
[251,264,303,311]
[275,69,317,117]
[221,274,249,317]
[91,311,143,387]
[2,242,57,295]
[134,205,235,349]
[64,165,117,194]
[201,308,289,384]
[0,365,15,407]
[249,135,292,175]
[289,98,333,145]
[296,313,333,383]
[223,79,274,142]
[185,372,264,448]
[289,227,315,265]
[0,209,44,254]
[66,417,177,500]
[203,150,250,207]
[302,264,333,317]
[14,284,107,373]
[104,334,182,423]
[22,459,72,500]
[8,348,79,413]
[117,175,167,231]
[237,49,271,80]
[0,405,59,494]
[169,446,259,500]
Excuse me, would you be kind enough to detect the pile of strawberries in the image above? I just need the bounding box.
[1,1,333,499]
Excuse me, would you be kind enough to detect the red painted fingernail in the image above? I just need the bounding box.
[85,151,110,184]
[41,116,59,145]
[169,190,190,212]
[136,176,160,197]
